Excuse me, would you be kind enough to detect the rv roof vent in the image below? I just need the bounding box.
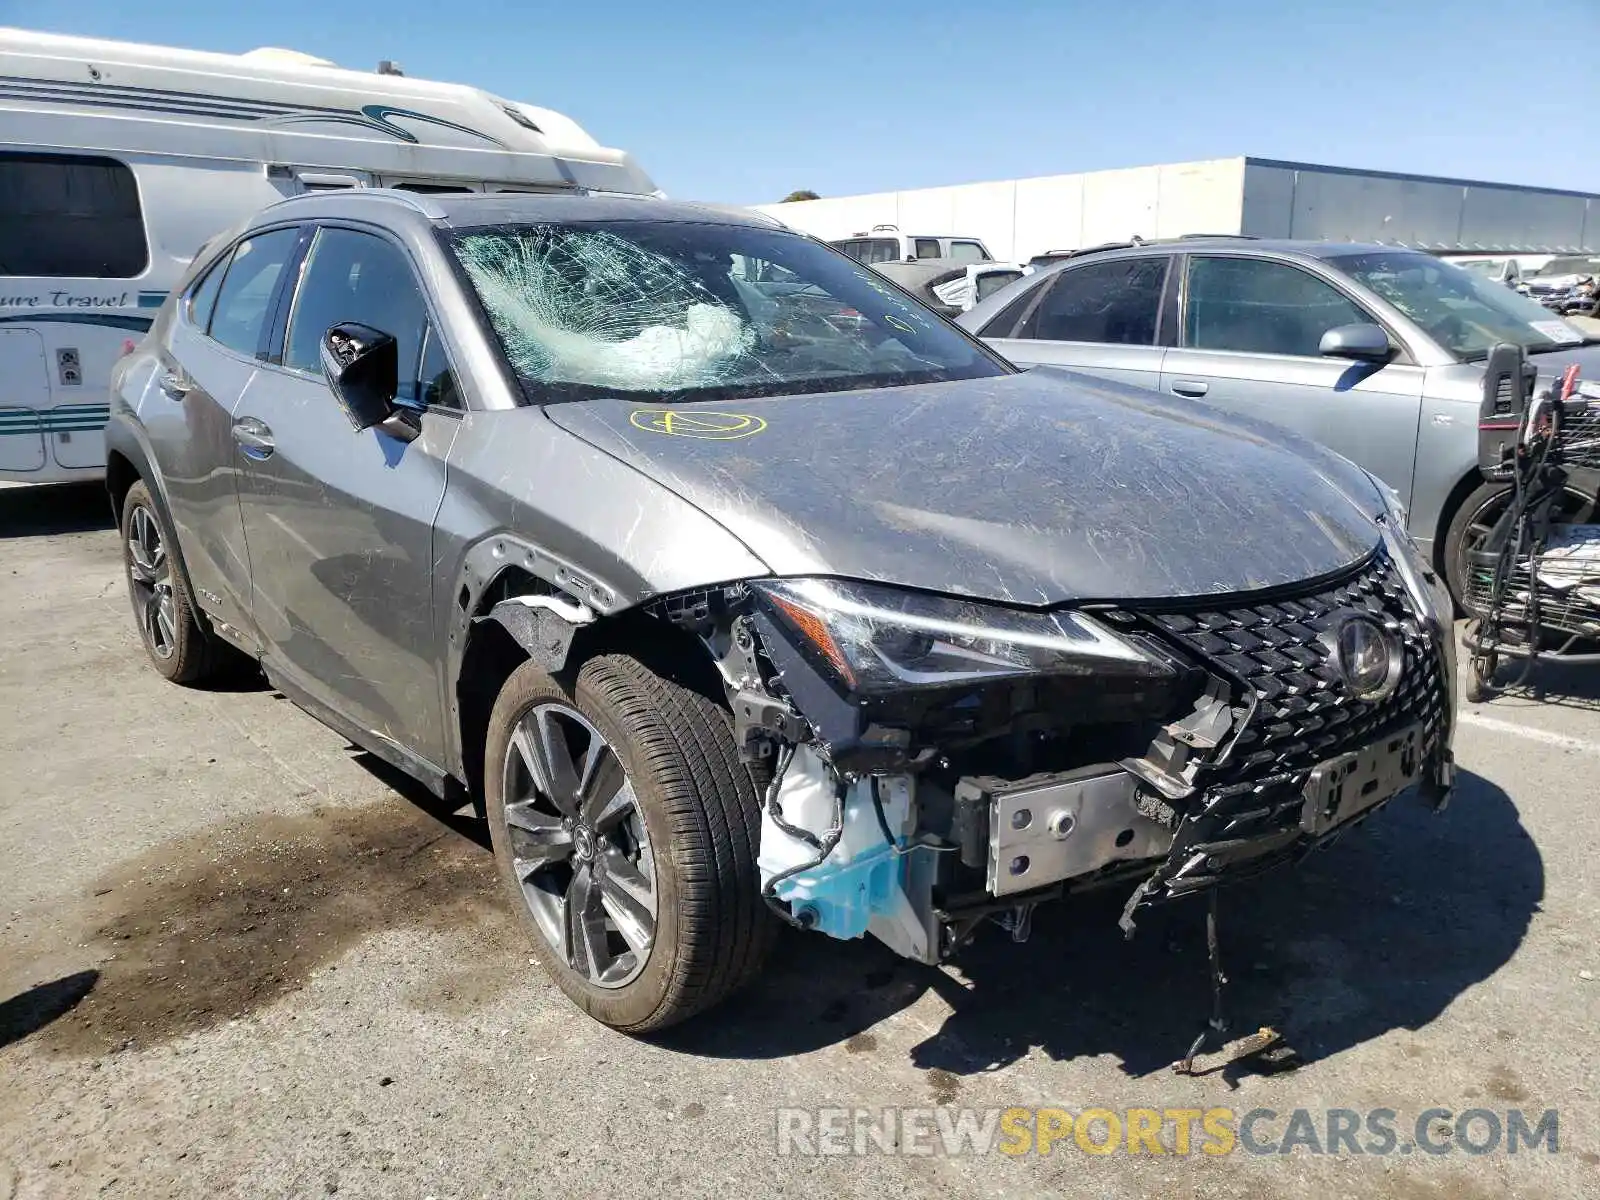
[377,60,405,75]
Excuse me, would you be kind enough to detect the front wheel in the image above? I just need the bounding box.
[483,653,775,1032]
[1442,479,1598,616]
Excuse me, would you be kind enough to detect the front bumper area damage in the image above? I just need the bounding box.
[651,546,1455,965]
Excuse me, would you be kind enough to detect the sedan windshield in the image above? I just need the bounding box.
[1330,250,1590,360]
[447,220,1007,403]
[1532,257,1600,278]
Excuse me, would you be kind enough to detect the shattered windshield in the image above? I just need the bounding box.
[447,219,1007,403]
[1331,250,1589,360]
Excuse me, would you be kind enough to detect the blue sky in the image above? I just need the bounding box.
[5,0,1596,204]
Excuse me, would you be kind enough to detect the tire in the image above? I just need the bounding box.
[484,653,776,1032]
[1442,479,1598,616]
[119,480,232,685]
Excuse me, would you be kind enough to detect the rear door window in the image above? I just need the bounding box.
[207,228,300,357]
[1184,256,1370,357]
[1016,257,1169,344]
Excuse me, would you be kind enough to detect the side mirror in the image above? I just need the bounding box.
[320,322,400,431]
[1318,322,1392,363]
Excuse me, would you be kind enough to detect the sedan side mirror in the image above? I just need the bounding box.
[1319,323,1393,363]
[321,322,400,431]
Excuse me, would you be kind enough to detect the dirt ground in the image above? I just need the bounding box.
[1,480,1598,1199]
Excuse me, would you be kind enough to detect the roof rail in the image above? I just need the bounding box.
[263,186,450,219]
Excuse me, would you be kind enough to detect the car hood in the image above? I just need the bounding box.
[1527,341,1600,378]
[1527,273,1593,288]
[544,368,1384,606]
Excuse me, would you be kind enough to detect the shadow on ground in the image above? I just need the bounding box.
[0,971,100,1049]
[661,769,1540,1079]
[0,482,114,539]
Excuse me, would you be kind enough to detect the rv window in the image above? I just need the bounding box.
[914,239,942,260]
[0,152,147,278]
[208,228,300,357]
[284,229,428,395]
[392,182,476,194]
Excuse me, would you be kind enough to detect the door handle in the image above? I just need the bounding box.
[157,371,190,400]
[231,417,275,460]
[1170,379,1210,398]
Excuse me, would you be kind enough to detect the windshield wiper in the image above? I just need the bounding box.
[1528,337,1600,353]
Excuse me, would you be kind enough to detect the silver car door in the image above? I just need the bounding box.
[1160,254,1425,508]
[143,226,302,640]
[231,225,462,766]
[979,256,1170,389]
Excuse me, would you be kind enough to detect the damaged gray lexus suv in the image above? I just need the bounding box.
[106,190,1457,1032]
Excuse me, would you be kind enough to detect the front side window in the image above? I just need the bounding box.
[1184,256,1371,357]
[1331,250,1592,360]
[283,229,429,397]
[448,219,1006,404]
[949,241,990,264]
[1016,257,1169,345]
[208,228,300,357]
[0,151,147,278]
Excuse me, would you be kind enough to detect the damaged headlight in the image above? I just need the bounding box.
[751,578,1174,694]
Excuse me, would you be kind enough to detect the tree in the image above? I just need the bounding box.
[780,190,820,203]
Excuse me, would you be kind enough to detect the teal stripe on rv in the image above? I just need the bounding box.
[0,406,111,435]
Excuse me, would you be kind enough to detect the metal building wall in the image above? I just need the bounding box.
[754,158,1597,258]
[1240,159,1596,251]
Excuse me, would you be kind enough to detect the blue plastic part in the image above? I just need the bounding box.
[774,842,904,940]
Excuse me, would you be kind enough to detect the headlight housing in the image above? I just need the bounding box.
[751,578,1174,695]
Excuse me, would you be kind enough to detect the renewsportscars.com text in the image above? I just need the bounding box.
[774,1106,1560,1158]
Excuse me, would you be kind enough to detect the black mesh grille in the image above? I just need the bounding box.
[1133,551,1448,786]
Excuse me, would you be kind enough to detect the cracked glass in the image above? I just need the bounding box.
[448,219,1006,404]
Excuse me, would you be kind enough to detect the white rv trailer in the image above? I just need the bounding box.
[0,27,658,483]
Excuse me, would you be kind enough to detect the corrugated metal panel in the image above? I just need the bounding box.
[1239,159,1596,251]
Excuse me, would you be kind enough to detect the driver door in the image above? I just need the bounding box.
[232,224,462,767]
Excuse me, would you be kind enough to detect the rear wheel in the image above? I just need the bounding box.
[483,653,775,1032]
[1442,479,1598,616]
[119,481,232,684]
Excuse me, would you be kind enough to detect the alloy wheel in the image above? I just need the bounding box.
[127,505,177,661]
[499,702,658,988]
